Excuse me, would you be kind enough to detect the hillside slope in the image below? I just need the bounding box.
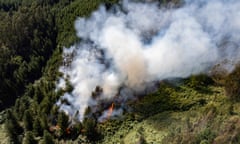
[1,78,240,144]
[98,82,240,144]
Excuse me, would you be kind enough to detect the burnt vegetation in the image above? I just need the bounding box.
[1,0,240,143]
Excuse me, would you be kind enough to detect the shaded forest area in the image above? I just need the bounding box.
[0,0,118,110]
[0,0,119,143]
[1,0,240,143]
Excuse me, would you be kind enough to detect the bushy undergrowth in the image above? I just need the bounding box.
[98,77,240,144]
[224,65,240,101]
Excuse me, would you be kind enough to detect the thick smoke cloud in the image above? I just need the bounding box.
[57,0,240,121]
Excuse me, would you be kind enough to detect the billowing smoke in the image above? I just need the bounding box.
[56,0,240,121]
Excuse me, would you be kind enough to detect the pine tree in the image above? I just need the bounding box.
[23,131,37,144]
[42,130,54,144]
[33,117,43,136]
[39,113,48,130]
[5,110,23,144]
[23,110,33,131]
[83,117,100,141]
[57,111,69,137]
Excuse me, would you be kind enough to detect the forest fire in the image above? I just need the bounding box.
[49,125,60,132]
[97,101,125,123]
[107,103,114,119]
[66,127,71,134]
[56,0,240,126]
[50,124,72,135]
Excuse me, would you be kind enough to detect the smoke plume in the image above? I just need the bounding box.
[56,0,240,121]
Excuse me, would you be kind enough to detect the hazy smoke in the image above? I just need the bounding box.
[57,0,240,121]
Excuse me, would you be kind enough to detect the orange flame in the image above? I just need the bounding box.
[66,127,71,134]
[49,125,60,132]
[107,103,114,119]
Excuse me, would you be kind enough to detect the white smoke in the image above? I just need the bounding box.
[57,0,240,121]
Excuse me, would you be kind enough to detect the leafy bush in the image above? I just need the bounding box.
[224,65,240,101]
[185,74,214,90]
[196,128,216,144]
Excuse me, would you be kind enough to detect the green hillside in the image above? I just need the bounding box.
[98,82,240,144]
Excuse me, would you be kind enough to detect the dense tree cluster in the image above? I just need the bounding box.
[0,0,119,143]
[0,1,57,109]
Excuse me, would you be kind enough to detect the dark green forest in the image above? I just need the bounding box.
[0,0,119,143]
[1,0,240,143]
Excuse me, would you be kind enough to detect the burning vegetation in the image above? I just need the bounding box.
[107,103,115,119]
